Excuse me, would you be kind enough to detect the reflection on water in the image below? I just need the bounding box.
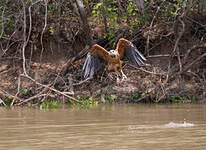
[0,104,206,150]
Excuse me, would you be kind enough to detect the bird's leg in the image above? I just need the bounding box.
[108,64,113,71]
[119,60,127,80]
[114,65,120,83]
[121,69,127,80]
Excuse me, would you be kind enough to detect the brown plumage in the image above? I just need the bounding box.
[82,38,146,82]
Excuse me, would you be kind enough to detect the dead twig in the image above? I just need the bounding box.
[0,87,22,102]
[20,74,80,103]
[0,98,6,107]
[10,75,21,106]
[61,45,89,76]
[165,12,186,83]
[146,6,160,56]
[148,54,184,58]
[127,63,165,76]
[73,77,91,86]
[0,0,8,38]
[16,81,49,106]
[176,16,185,72]
[18,94,48,106]
[179,52,206,75]
[183,43,206,64]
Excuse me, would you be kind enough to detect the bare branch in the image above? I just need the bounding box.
[135,0,144,11]
[40,0,48,62]
[100,0,108,32]
[176,15,185,72]
[21,0,27,75]
[20,74,80,103]
[76,0,92,46]
[0,0,8,38]
[146,6,160,56]
[0,87,22,102]
[21,0,42,75]
[179,52,206,75]
[183,43,206,63]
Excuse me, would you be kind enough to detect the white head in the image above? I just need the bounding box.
[109,50,117,58]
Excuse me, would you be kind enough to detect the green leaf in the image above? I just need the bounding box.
[49,27,54,35]
[101,94,106,103]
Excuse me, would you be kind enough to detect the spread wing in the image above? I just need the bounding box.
[116,38,146,67]
[82,44,110,78]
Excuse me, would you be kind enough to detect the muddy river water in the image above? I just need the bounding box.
[0,104,206,150]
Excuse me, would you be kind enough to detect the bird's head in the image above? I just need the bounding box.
[109,50,117,58]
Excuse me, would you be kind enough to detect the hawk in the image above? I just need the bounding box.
[82,38,146,82]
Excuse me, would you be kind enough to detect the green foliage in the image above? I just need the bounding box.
[80,96,98,106]
[165,0,184,19]
[49,27,54,35]
[190,95,197,102]
[107,94,117,103]
[29,0,33,6]
[97,94,118,104]
[130,92,140,102]
[67,98,79,106]
[92,2,102,17]
[21,88,31,95]
[96,93,117,103]
[48,3,59,14]
[107,87,114,92]
[183,95,197,103]
[100,94,106,103]
[91,0,193,28]
[126,0,138,17]
[0,19,14,36]
[104,28,117,47]
[170,95,198,103]
[68,95,98,107]
[0,98,12,106]
[170,96,181,103]
[40,100,62,109]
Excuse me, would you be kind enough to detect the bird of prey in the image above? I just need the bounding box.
[82,38,146,82]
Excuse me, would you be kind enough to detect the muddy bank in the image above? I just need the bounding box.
[0,1,206,106]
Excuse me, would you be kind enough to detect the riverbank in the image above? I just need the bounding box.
[0,54,205,107]
[0,1,206,107]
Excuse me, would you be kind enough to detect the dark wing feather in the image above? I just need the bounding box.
[125,43,146,67]
[82,44,110,78]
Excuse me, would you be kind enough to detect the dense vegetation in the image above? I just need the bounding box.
[0,0,206,107]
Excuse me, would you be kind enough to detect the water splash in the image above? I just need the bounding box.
[127,120,195,131]
[164,121,194,128]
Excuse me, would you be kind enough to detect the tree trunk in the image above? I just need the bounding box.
[135,0,144,12]
[75,0,92,46]
[100,0,108,33]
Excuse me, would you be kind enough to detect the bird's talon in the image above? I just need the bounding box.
[116,77,120,83]
[122,74,127,81]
